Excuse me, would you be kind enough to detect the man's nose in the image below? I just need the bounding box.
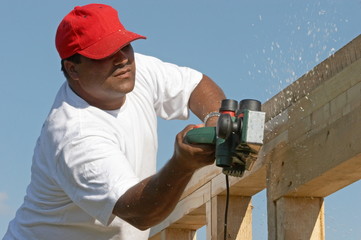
[113,49,128,66]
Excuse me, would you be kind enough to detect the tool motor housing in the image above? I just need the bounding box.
[185,99,265,177]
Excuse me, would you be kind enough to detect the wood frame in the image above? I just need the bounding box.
[149,34,361,240]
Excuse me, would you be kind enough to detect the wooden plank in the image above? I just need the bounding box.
[268,197,325,240]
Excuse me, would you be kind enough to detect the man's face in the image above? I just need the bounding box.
[68,44,136,109]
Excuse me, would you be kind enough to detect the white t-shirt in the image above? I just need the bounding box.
[3,53,202,240]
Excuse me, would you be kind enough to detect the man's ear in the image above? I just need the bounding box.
[64,60,79,80]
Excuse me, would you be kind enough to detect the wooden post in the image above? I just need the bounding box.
[268,197,325,240]
[160,229,197,240]
[207,195,252,240]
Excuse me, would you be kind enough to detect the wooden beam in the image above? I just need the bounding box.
[267,55,361,199]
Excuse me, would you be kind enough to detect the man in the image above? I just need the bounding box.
[3,3,225,240]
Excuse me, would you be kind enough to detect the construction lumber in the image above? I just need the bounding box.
[268,197,325,240]
[266,35,361,240]
[207,196,252,240]
[150,35,361,240]
[265,35,361,199]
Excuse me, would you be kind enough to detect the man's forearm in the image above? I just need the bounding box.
[112,155,195,230]
[189,74,226,126]
[112,123,215,230]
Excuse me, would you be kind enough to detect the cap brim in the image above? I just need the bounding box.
[78,29,146,60]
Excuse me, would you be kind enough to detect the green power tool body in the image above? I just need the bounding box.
[185,99,266,177]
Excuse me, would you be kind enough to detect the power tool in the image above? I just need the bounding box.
[185,99,266,177]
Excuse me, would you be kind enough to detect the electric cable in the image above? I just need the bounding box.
[224,174,230,240]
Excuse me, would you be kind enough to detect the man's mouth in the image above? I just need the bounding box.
[113,67,131,77]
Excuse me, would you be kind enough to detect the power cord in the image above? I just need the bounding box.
[224,174,230,240]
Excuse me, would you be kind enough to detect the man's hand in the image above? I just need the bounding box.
[172,124,215,172]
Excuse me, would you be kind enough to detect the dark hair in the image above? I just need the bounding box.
[61,54,82,80]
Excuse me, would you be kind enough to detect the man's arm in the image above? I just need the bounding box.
[113,125,215,230]
[189,74,226,126]
[112,74,225,230]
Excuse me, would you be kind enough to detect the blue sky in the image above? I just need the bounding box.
[1,0,361,239]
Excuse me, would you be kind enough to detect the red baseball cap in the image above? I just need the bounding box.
[55,4,146,60]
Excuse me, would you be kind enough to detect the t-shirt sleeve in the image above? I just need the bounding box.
[135,54,203,120]
[55,135,139,226]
